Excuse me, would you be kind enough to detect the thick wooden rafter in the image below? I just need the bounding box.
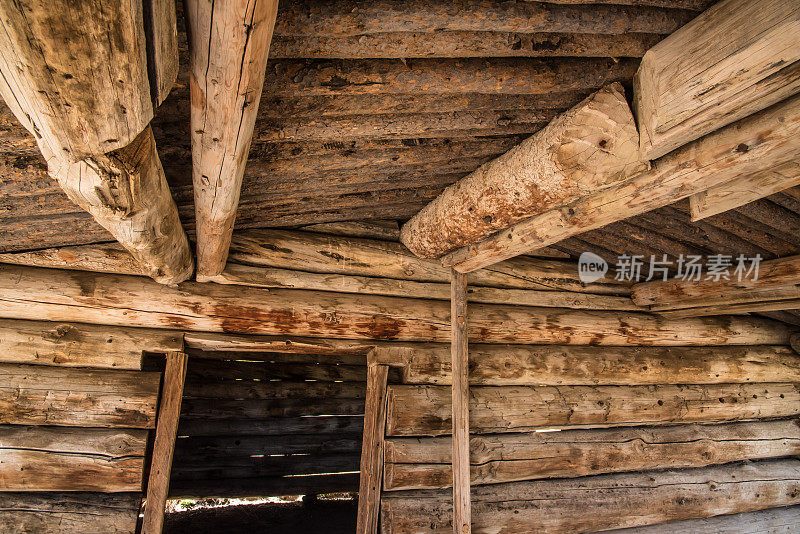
[186,0,280,278]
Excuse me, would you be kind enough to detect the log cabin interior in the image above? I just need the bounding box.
[1,0,800,532]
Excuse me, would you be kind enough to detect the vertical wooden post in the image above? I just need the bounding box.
[142,351,188,534]
[451,268,471,533]
[357,359,390,533]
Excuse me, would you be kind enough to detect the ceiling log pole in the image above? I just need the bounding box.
[185,0,280,279]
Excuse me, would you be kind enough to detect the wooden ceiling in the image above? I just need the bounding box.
[8,0,796,269]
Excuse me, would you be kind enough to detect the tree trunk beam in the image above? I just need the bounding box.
[186,0,280,278]
[380,459,800,533]
[607,506,800,534]
[386,383,800,436]
[0,265,790,345]
[400,83,645,259]
[689,160,800,221]
[633,0,800,160]
[442,89,800,273]
[0,426,148,492]
[384,419,800,490]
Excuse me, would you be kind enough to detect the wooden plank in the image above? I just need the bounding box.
[0,319,182,370]
[0,264,790,346]
[690,160,800,221]
[383,419,800,490]
[143,0,178,105]
[386,383,800,436]
[450,269,471,534]
[380,459,800,533]
[0,426,147,492]
[186,0,280,277]
[356,363,389,534]
[608,505,800,533]
[442,90,800,273]
[633,0,800,159]
[226,229,631,295]
[387,344,800,386]
[0,492,142,534]
[0,363,160,428]
[142,351,188,534]
[400,83,645,259]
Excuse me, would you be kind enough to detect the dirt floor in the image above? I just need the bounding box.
[162,496,357,534]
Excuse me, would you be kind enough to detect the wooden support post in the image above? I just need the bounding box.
[356,360,390,534]
[142,351,188,534]
[185,0,280,278]
[450,268,471,534]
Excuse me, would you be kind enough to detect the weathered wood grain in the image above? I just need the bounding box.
[450,269,471,533]
[608,505,800,533]
[356,364,389,534]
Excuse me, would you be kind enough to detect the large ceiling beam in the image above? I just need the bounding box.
[0,0,193,284]
[441,91,800,273]
[186,0,279,279]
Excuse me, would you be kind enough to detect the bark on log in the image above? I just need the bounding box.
[634,0,800,159]
[274,0,695,36]
[0,426,147,492]
[0,492,141,534]
[0,264,789,345]
[443,87,800,273]
[380,459,800,533]
[41,126,194,284]
[609,506,800,533]
[0,363,160,428]
[186,0,280,277]
[386,344,800,386]
[386,383,800,436]
[400,83,645,258]
[0,318,181,370]
[383,419,800,490]
[689,160,800,221]
[226,229,631,295]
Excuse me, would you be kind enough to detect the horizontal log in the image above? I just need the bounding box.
[657,297,800,318]
[182,379,367,400]
[226,229,630,295]
[0,318,182,370]
[443,88,800,273]
[384,419,800,490]
[379,344,800,386]
[186,349,367,365]
[0,242,146,276]
[187,358,368,382]
[0,363,160,428]
[172,453,360,481]
[0,492,141,534]
[174,434,363,459]
[274,1,694,36]
[380,459,800,533]
[181,397,366,419]
[264,58,639,96]
[300,220,400,241]
[608,505,800,533]
[208,264,638,310]
[0,264,789,345]
[168,473,359,498]
[0,426,147,492]
[177,415,364,437]
[386,383,800,436]
[269,31,664,59]
[183,332,379,354]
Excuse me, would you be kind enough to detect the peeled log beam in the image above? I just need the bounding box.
[609,506,800,534]
[0,492,142,534]
[0,242,147,276]
[0,426,147,492]
[386,383,800,436]
[226,229,631,295]
[443,85,800,272]
[264,58,639,96]
[634,0,800,159]
[269,31,664,59]
[401,83,645,258]
[186,0,279,278]
[274,0,695,36]
[632,254,800,307]
[384,344,800,386]
[380,459,800,533]
[0,363,160,428]
[0,318,182,370]
[42,126,194,284]
[689,160,800,221]
[384,419,800,490]
[0,264,790,345]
